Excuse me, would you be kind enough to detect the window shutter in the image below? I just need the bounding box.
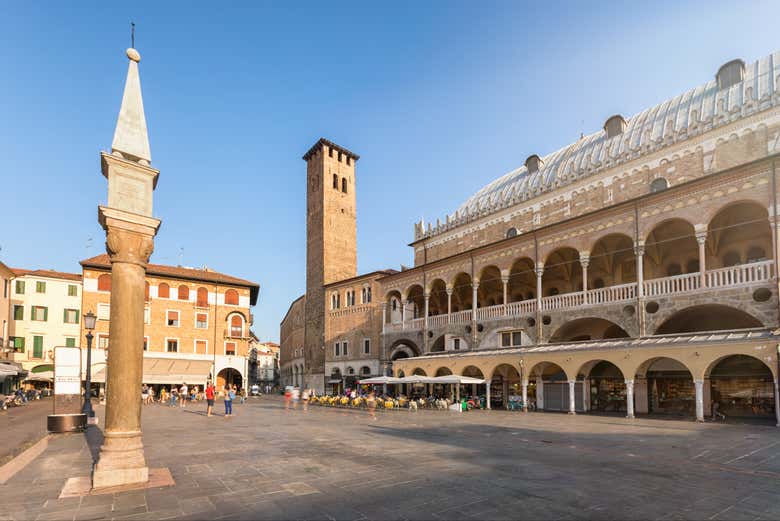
[63,309,67,323]
[75,310,79,324]
[43,307,48,321]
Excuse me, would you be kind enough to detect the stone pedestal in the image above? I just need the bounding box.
[92,206,159,490]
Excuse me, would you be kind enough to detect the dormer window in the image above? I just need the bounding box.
[604,115,627,139]
[506,227,518,239]
[716,59,745,90]
[525,154,543,174]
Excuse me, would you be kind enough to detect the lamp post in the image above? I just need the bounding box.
[83,311,97,417]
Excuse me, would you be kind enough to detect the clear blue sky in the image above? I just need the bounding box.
[1,1,777,341]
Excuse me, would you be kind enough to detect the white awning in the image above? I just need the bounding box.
[0,364,19,376]
[357,376,402,385]
[359,375,487,385]
[92,358,213,385]
[25,371,53,381]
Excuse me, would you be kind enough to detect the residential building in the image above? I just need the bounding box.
[282,50,780,422]
[80,254,259,390]
[0,261,14,353]
[6,269,83,374]
[248,336,279,387]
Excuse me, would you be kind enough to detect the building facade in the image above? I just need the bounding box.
[282,51,780,423]
[5,269,82,374]
[248,337,279,387]
[80,254,259,390]
[0,261,14,353]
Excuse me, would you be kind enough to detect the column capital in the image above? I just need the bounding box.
[99,206,160,267]
[535,266,544,277]
[472,280,480,290]
[624,378,635,386]
[579,255,590,268]
[695,231,707,244]
[501,274,510,284]
[634,243,645,256]
[446,287,454,296]
[424,292,430,300]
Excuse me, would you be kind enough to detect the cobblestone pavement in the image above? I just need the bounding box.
[0,398,51,466]
[2,396,780,520]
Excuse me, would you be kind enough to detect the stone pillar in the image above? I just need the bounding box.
[774,378,780,428]
[580,253,590,305]
[401,299,406,329]
[382,301,387,334]
[471,280,479,322]
[486,382,491,410]
[568,380,576,414]
[92,210,159,489]
[634,242,646,336]
[625,379,635,419]
[536,374,544,410]
[446,287,453,324]
[423,293,430,330]
[696,231,707,289]
[521,379,528,412]
[501,273,509,314]
[694,379,705,422]
[535,265,544,341]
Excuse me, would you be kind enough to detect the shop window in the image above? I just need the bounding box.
[97,274,111,292]
[225,289,239,305]
[501,331,522,348]
[166,339,178,353]
[167,310,180,327]
[158,283,170,298]
[177,285,189,301]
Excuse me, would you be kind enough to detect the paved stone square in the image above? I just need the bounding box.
[2,397,780,520]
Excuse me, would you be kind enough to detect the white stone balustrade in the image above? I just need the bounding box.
[382,261,775,333]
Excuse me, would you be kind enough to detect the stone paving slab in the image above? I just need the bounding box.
[2,397,780,520]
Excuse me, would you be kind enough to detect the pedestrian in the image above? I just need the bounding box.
[170,388,178,407]
[160,387,168,404]
[291,386,300,410]
[179,382,188,408]
[284,387,292,410]
[224,384,234,418]
[367,390,377,420]
[149,386,155,404]
[302,388,309,411]
[205,380,215,417]
[142,384,149,405]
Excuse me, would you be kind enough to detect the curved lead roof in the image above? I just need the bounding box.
[440,52,779,231]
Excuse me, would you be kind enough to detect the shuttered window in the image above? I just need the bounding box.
[196,287,208,307]
[67,285,78,297]
[15,280,25,294]
[196,313,208,329]
[158,283,170,298]
[31,306,48,321]
[225,342,236,356]
[65,337,76,347]
[166,339,178,352]
[97,274,111,291]
[13,305,23,320]
[167,311,179,327]
[224,289,239,306]
[195,340,207,354]
[63,309,79,324]
[230,315,243,337]
[36,281,46,293]
[177,285,189,301]
[33,336,44,358]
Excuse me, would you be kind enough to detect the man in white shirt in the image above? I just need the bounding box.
[179,383,188,408]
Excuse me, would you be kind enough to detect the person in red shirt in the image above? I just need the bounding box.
[205,381,216,417]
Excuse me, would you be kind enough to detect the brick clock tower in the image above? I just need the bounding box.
[302,138,359,392]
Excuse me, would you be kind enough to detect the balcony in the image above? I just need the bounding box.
[383,260,775,333]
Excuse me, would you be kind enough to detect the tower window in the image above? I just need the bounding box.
[328,147,333,158]
[341,177,347,193]
[333,174,338,189]
[347,157,351,166]
[650,177,669,193]
[338,151,343,162]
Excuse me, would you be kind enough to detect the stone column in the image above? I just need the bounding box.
[485,381,491,409]
[535,265,544,340]
[446,287,453,324]
[92,209,159,489]
[625,379,635,419]
[423,293,430,330]
[381,301,387,334]
[774,378,780,428]
[536,374,544,410]
[401,299,406,329]
[568,380,576,414]
[521,379,528,412]
[634,242,646,336]
[580,253,590,305]
[471,280,479,322]
[694,379,705,422]
[696,231,707,289]
[501,272,509,314]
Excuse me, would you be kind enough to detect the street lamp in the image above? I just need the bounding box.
[83,311,97,417]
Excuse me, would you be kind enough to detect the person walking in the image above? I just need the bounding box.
[142,384,149,405]
[205,381,215,417]
[302,388,309,412]
[179,382,188,408]
[224,384,234,418]
[149,386,156,404]
[367,390,377,420]
[291,386,300,410]
[284,387,292,410]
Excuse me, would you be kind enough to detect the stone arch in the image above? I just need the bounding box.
[707,200,772,269]
[461,365,485,379]
[589,233,636,287]
[450,272,473,313]
[435,367,452,376]
[389,339,420,361]
[507,256,536,302]
[633,356,695,417]
[549,317,630,343]
[385,289,403,324]
[644,218,698,279]
[430,334,445,352]
[577,360,628,413]
[216,367,242,390]
[411,367,427,376]
[489,363,522,409]
[543,247,582,296]
[404,284,425,319]
[477,265,502,307]
[655,304,763,335]
[705,354,776,419]
[427,278,448,316]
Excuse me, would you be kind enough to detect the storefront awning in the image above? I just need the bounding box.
[0,363,19,376]
[25,371,53,381]
[92,358,213,385]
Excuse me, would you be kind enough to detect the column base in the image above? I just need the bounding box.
[92,433,149,490]
[626,413,635,419]
[567,411,576,415]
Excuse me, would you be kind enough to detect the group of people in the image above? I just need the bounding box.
[140,382,246,418]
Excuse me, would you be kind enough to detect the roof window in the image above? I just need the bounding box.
[525,154,543,174]
[604,115,627,139]
[716,59,745,90]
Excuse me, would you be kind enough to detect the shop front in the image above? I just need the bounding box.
[710,355,775,419]
[587,361,626,413]
[646,358,695,416]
